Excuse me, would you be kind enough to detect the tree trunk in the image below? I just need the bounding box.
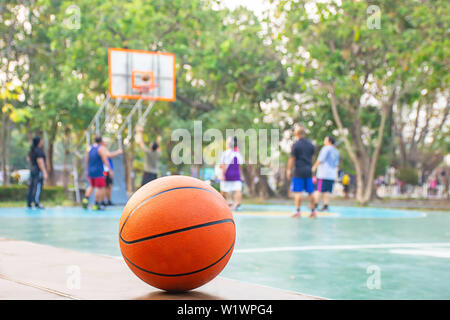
[124,137,136,195]
[278,165,290,197]
[354,163,366,204]
[76,154,84,197]
[328,84,394,205]
[241,165,256,197]
[256,167,275,199]
[62,128,70,194]
[47,142,54,185]
[1,113,10,186]
[328,86,366,204]
[0,115,3,185]
[46,123,58,186]
[362,102,390,203]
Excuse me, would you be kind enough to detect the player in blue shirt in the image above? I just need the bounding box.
[312,136,339,211]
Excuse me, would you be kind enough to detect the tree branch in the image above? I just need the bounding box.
[364,86,398,201]
[176,94,214,112]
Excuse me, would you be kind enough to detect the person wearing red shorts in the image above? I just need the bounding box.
[82,136,121,210]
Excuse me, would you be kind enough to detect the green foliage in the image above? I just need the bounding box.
[274,0,448,202]
[9,130,29,169]
[0,185,66,202]
[1,0,448,197]
[397,167,419,185]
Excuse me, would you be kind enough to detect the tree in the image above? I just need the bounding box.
[52,0,287,196]
[1,83,28,185]
[18,0,99,185]
[275,0,449,204]
[388,1,449,182]
[0,1,32,185]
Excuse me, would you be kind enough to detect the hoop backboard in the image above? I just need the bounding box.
[108,48,176,101]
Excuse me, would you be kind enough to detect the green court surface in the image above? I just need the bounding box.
[0,205,449,299]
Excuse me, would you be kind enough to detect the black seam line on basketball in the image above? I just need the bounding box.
[120,187,214,234]
[120,186,216,237]
[120,218,234,245]
[122,238,235,277]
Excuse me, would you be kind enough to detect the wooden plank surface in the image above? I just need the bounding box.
[0,238,322,300]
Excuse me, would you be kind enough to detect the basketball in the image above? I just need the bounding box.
[119,175,235,292]
[141,74,150,81]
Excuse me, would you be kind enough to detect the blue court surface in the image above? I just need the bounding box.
[0,204,449,299]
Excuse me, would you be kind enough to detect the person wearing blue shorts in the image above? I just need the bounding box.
[312,136,339,211]
[287,125,317,218]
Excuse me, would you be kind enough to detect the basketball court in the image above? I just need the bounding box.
[0,204,448,299]
[2,44,448,301]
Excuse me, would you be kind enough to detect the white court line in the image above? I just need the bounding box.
[389,249,450,259]
[235,243,450,253]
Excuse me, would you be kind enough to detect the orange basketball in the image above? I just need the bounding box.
[119,175,235,292]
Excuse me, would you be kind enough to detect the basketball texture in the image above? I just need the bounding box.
[119,175,235,292]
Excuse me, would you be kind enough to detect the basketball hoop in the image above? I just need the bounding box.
[108,48,176,101]
[136,83,159,94]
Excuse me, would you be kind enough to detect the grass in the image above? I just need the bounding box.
[242,196,450,212]
[1,196,448,212]
[0,199,75,208]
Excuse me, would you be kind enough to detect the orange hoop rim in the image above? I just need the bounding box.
[136,83,159,93]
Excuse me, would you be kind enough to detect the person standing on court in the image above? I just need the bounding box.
[287,125,317,218]
[101,138,122,206]
[82,136,121,210]
[219,136,244,211]
[342,172,350,199]
[27,135,48,209]
[103,156,114,206]
[312,136,339,211]
[136,126,162,186]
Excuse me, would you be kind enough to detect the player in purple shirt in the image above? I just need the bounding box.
[219,137,244,211]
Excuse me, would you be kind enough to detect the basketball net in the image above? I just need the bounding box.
[137,83,159,94]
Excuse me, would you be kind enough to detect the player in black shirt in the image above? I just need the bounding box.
[287,125,317,218]
[26,136,48,209]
